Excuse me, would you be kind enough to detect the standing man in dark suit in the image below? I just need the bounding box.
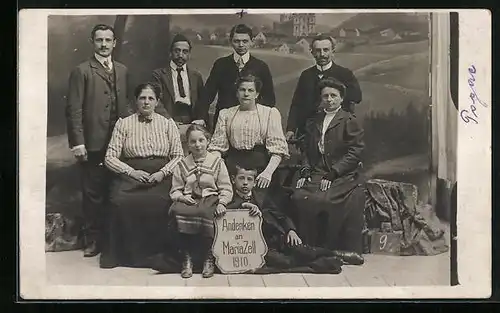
[151,34,204,126]
[66,24,132,257]
[194,24,276,130]
[285,34,362,140]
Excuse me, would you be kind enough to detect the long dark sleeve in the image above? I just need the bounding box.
[262,198,296,235]
[299,148,312,178]
[125,69,134,115]
[344,69,362,104]
[259,62,276,107]
[193,73,205,118]
[195,60,220,123]
[286,71,306,133]
[326,116,364,180]
[66,67,86,148]
[151,69,170,118]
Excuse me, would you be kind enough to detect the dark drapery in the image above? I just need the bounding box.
[449,12,459,110]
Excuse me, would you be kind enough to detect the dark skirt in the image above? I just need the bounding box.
[291,171,365,254]
[225,145,270,174]
[99,157,175,269]
[224,145,285,199]
[169,195,219,238]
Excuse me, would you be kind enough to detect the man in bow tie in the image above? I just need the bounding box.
[285,34,362,140]
[65,24,132,257]
[194,24,276,131]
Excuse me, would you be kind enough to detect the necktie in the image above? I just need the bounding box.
[236,57,245,71]
[103,60,111,72]
[176,67,186,98]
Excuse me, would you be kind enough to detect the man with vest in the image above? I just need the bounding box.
[65,24,132,257]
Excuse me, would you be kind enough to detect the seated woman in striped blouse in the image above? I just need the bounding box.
[208,73,289,191]
[100,82,184,269]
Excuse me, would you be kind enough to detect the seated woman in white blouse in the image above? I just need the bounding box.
[100,82,184,269]
[208,73,289,190]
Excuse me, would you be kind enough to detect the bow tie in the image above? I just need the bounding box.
[242,195,252,201]
[138,114,153,123]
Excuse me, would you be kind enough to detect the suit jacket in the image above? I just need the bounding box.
[151,65,204,121]
[226,191,296,249]
[300,108,364,181]
[65,57,132,152]
[286,63,362,135]
[195,54,276,127]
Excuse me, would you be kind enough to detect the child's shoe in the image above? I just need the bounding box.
[201,254,215,278]
[181,252,193,278]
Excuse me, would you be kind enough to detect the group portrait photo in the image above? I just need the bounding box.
[43,10,457,290]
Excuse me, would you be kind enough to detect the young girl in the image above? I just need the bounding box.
[169,124,233,278]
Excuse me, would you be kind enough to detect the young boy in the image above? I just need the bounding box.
[226,163,364,272]
[226,164,303,251]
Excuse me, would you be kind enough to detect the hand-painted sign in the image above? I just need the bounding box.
[212,209,268,274]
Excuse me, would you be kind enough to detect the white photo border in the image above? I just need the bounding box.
[18,8,492,300]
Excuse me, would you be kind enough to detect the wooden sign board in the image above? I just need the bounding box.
[370,231,403,255]
[212,209,268,274]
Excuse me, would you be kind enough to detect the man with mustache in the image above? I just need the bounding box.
[66,24,132,257]
[152,34,204,126]
[194,24,276,131]
[285,34,362,140]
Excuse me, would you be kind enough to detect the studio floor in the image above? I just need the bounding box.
[46,250,450,287]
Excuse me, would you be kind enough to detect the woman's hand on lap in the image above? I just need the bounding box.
[296,177,311,189]
[148,171,165,184]
[180,195,197,205]
[130,170,150,183]
[320,179,332,191]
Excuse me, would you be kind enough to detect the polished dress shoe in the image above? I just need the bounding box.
[83,241,100,257]
[331,250,364,265]
[201,255,215,278]
[181,252,193,279]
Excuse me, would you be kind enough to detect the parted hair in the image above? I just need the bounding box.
[311,34,337,50]
[133,82,162,100]
[229,24,253,39]
[230,163,258,178]
[318,77,346,98]
[186,124,212,142]
[91,24,116,40]
[170,33,192,51]
[235,73,263,93]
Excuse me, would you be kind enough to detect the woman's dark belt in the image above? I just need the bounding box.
[225,145,270,173]
[123,156,169,161]
[227,144,268,154]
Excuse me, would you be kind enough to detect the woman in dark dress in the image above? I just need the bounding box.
[208,74,289,191]
[100,82,184,268]
[292,77,365,256]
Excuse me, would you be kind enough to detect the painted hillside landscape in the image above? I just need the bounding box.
[46,12,433,219]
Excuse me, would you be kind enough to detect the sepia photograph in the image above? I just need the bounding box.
[18,8,491,299]
[43,10,453,288]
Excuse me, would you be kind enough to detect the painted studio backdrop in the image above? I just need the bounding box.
[46,13,453,228]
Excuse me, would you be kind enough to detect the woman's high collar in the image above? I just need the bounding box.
[238,103,258,111]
